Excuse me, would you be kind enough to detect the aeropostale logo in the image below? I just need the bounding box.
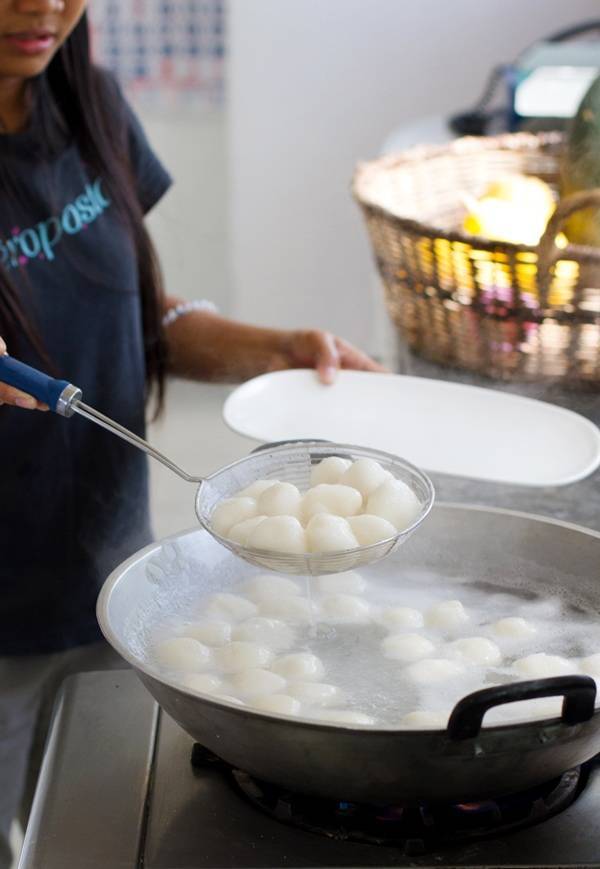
[1,177,111,269]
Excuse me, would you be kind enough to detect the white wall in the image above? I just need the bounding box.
[229,0,600,353]
[143,109,230,311]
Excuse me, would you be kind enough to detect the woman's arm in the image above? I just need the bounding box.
[163,299,386,384]
[0,302,386,411]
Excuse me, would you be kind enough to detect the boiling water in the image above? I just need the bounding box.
[146,567,600,728]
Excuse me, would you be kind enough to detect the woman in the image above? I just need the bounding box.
[0,2,382,865]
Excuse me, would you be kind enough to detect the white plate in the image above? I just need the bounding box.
[223,370,600,487]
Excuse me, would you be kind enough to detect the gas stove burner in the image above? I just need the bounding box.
[190,744,587,854]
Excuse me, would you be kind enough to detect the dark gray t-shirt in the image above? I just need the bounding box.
[0,79,171,654]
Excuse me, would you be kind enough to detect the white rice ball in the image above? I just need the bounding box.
[405,658,466,685]
[230,668,287,696]
[257,482,303,518]
[306,514,359,553]
[237,479,279,498]
[248,516,307,554]
[310,457,352,486]
[366,479,421,530]
[513,653,577,678]
[339,458,391,498]
[272,653,325,681]
[251,694,301,715]
[425,600,470,631]
[287,682,343,707]
[523,698,563,719]
[314,709,375,726]
[240,575,301,601]
[183,621,232,647]
[491,617,537,639]
[177,673,223,695]
[315,572,367,595]
[302,484,363,521]
[320,593,371,624]
[215,641,273,673]
[232,617,297,650]
[347,514,397,546]
[486,697,563,725]
[227,516,268,545]
[447,637,502,666]
[400,710,449,729]
[211,497,257,536]
[154,637,212,672]
[259,596,316,625]
[378,606,424,631]
[579,653,600,678]
[214,694,245,707]
[381,633,435,662]
[204,594,257,623]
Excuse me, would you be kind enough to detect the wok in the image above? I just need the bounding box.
[97,504,600,803]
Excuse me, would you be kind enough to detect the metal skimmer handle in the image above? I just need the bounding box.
[0,355,203,484]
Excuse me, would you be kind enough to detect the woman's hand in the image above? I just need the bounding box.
[269,329,387,384]
[0,337,47,410]
[164,306,388,384]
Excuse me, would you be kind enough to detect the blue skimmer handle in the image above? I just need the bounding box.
[0,355,82,416]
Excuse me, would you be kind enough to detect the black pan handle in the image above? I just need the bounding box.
[447,675,597,741]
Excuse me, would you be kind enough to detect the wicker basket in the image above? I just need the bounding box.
[353,131,600,384]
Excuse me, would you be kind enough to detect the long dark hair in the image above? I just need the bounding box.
[0,11,167,413]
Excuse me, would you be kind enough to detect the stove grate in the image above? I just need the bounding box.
[190,743,588,854]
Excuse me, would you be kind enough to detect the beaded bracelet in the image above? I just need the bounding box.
[162,299,218,328]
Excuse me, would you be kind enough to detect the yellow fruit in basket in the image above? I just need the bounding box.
[462,176,556,246]
[463,212,483,236]
[486,175,555,215]
[463,197,545,246]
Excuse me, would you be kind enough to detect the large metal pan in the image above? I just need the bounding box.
[97,504,600,803]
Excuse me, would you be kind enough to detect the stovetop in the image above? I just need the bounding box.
[18,670,600,869]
